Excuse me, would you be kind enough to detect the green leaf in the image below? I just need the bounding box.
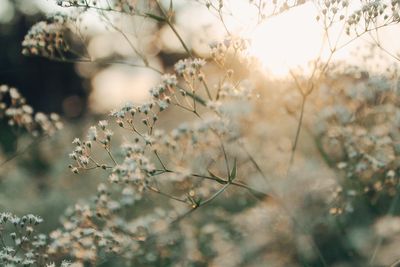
[145,13,165,22]
[184,90,207,106]
[229,158,237,182]
[208,170,227,185]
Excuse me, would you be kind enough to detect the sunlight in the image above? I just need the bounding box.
[244,1,400,76]
[247,3,324,76]
[90,66,159,113]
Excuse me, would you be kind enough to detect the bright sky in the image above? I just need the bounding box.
[234,2,400,76]
[248,3,325,76]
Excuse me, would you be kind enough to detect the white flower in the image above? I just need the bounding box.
[9,88,21,99]
[162,74,177,87]
[98,120,108,130]
[87,126,97,141]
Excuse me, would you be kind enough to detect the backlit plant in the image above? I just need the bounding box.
[1,0,400,266]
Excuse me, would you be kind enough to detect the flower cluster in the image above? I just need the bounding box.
[345,0,400,35]
[56,0,140,13]
[63,105,257,265]
[107,143,156,197]
[62,40,261,262]
[56,0,96,7]
[48,187,191,266]
[174,58,206,78]
[22,14,70,58]
[223,0,309,22]
[149,74,177,104]
[48,201,130,264]
[68,120,115,174]
[215,80,254,101]
[316,0,349,24]
[317,72,400,214]
[209,36,249,67]
[0,85,63,137]
[0,212,55,266]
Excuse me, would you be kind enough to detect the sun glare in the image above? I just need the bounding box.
[247,3,324,76]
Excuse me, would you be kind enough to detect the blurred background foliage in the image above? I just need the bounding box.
[0,0,89,238]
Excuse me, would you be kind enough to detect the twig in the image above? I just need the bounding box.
[0,137,46,168]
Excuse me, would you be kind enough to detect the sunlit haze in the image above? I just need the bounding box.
[248,3,324,76]
[243,2,400,76]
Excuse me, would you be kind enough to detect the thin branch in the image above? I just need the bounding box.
[152,168,270,199]
[0,136,46,168]
[288,94,307,167]
[148,186,188,204]
[155,0,193,58]
[390,258,400,267]
[171,182,231,224]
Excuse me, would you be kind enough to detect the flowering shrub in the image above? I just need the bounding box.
[0,213,44,266]
[316,71,400,215]
[0,212,71,267]
[0,85,62,138]
[1,0,400,266]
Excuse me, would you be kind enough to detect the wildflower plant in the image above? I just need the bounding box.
[0,85,62,138]
[38,9,271,261]
[21,14,70,59]
[1,0,400,266]
[0,212,55,267]
[316,70,400,214]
